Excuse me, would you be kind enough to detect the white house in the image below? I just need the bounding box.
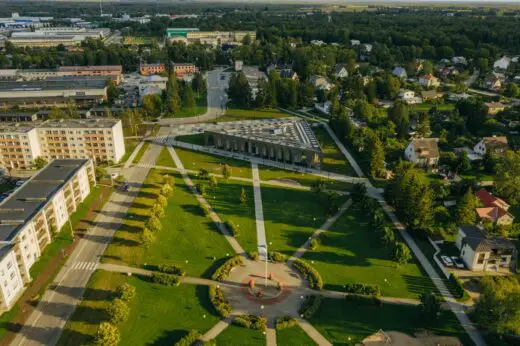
[419,74,441,88]
[456,225,515,272]
[350,39,360,46]
[392,67,407,79]
[404,138,440,167]
[314,101,332,115]
[452,56,468,65]
[494,56,511,71]
[332,64,348,79]
[310,40,326,46]
[399,89,422,104]
[473,136,509,157]
[362,43,373,54]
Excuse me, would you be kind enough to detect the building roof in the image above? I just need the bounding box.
[476,207,513,221]
[421,90,443,99]
[485,102,505,109]
[57,65,122,72]
[482,136,508,148]
[0,118,120,131]
[410,138,440,159]
[0,159,89,242]
[459,225,515,252]
[420,74,438,80]
[205,117,322,153]
[332,64,348,74]
[475,188,509,209]
[0,78,106,92]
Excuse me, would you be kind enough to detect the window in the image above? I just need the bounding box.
[477,253,486,264]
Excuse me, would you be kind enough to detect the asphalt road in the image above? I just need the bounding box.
[10,144,163,346]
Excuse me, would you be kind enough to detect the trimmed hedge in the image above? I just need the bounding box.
[449,274,465,299]
[344,283,380,297]
[151,272,180,286]
[268,252,287,263]
[233,315,267,331]
[298,295,322,319]
[275,316,297,330]
[158,264,185,276]
[211,256,244,281]
[345,294,382,306]
[175,330,203,346]
[224,220,239,237]
[209,284,233,317]
[292,259,323,290]
[248,251,259,261]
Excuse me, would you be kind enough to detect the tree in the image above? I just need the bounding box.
[146,215,162,232]
[106,298,130,324]
[157,195,168,208]
[255,78,271,108]
[152,202,165,218]
[142,94,163,117]
[48,107,65,119]
[457,151,472,173]
[419,291,441,322]
[388,101,410,139]
[33,156,48,170]
[227,71,252,108]
[495,151,520,205]
[198,168,210,180]
[160,183,173,197]
[240,188,247,204]
[369,136,386,179]
[93,322,120,346]
[191,72,206,94]
[163,174,174,186]
[106,80,120,105]
[209,176,218,189]
[116,283,136,302]
[393,242,412,265]
[351,183,367,205]
[165,71,182,115]
[182,83,196,109]
[505,83,520,98]
[311,178,325,194]
[141,228,156,248]
[95,166,107,181]
[381,226,395,246]
[222,164,231,179]
[121,109,143,136]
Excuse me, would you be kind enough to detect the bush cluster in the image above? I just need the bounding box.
[275,316,297,330]
[310,238,319,250]
[449,274,466,299]
[292,259,323,290]
[344,294,382,306]
[174,330,203,346]
[116,283,136,302]
[151,272,180,286]
[209,284,233,317]
[211,256,244,281]
[298,295,323,319]
[248,251,259,261]
[93,322,120,346]
[344,283,380,297]
[224,220,239,237]
[233,315,267,331]
[158,264,185,276]
[268,252,287,263]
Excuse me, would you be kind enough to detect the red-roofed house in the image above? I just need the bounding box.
[475,189,514,226]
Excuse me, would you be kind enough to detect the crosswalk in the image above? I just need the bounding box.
[71,261,98,271]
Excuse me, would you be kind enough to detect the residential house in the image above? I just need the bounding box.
[456,225,516,272]
[361,44,373,54]
[452,56,468,65]
[485,102,506,116]
[494,56,511,71]
[439,66,459,80]
[310,40,326,46]
[241,66,267,99]
[309,75,334,91]
[314,101,332,115]
[350,39,360,46]
[419,74,441,88]
[392,67,407,79]
[279,69,298,81]
[398,89,422,104]
[404,138,440,167]
[421,90,444,101]
[473,136,509,157]
[332,64,348,79]
[475,188,514,226]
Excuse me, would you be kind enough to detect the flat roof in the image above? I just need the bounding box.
[0,78,106,92]
[0,159,89,242]
[58,65,122,72]
[0,118,120,131]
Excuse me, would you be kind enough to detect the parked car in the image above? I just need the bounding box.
[440,255,454,267]
[451,256,465,269]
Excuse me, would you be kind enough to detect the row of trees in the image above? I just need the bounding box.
[141,175,174,248]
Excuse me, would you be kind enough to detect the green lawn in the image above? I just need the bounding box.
[120,139,139,164]
[58,270,219,346]
[216,107,290,123]
[163,94,207,118]
[175,147,252,179]
[277,325,317,346]
[191,176,257,253]
[102,169,234,278]
[262,185,347,256]
[215,325,265,346]
[310,298,471,345]
[259,166,353,192]
[313,126,356,176]
[156,147,176,167]
[132,142,149,164]
[302,207,436,299]
[412,103,456,112]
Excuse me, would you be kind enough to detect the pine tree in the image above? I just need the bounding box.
[165,72,181,114]
[182,84,196,109]
[369,136,386,179]
[457,188,477,225]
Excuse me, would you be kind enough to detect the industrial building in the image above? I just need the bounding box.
[0,118,125,170]
[0,159,95,311]
[0,66,123,85]
[204,118,323,168]
[166,28,256,45]
[8,28,110,48]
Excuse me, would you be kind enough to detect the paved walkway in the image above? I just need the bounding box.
[97,263,152,276]
[296,318,332,346]
[266,318,277,346]
[199,314,235,343]
[251,163,267,260]
[167,146,246,256]
[123,141,144,169]
[288,199,352,263]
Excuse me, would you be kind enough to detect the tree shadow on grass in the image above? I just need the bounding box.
[196,285,220,317]
[48,285,115,302]
[69,305,109,324]
[401,274,438,296]
[180,204,205,218]
[148,329,188,346]
[110,236,141,247]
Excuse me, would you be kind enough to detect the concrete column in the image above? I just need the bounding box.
[306,151,313,167]
[204,134,209,146]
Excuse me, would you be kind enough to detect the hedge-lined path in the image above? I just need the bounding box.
[167,146,246,256]
[296,318,332,346]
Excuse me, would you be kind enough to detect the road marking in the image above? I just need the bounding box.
[72,261,98,271]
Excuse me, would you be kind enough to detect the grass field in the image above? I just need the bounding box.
[313,126,356,176]
[412,103,456,112]
[164,94,207,118]
[277,325,317,345]
[216,107,290,123]
[215,325,265,346]
[259,166,353,191]
[175,147,252,179]
[132,142,149,164]
[102,169,233,278]
[310,298,471,345]
[262,185,347,256]
[120,139,139,164]
[156,147,176,167]
[58,271,219,346]
[302,206,436,298]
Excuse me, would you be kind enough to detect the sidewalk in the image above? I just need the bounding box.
[251,163,267,260]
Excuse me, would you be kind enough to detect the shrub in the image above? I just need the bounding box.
[268,252,287,263]
[344,283,380,297]
[209,176,218,189]
[209,284,233,317]
[152,203,165,217]
[160,183,173,197]
[146,215,162,232]
[151,272,180,286]
[200,203,211,216]
[248,251,259,261]
[141,228,156,248]
[310,238,319,250]
[116,283,136,302]
[393,241,411,265]
[292,259,323,290]
[158,264,185,276]
[344,294,382,306]
[175,330,203,346]
[233,315,267,331]
[157,195,168,207]
[92,322,120,346]
[106,298,130,324]
[196,183,206,196]
[211,256,244,281]
[163,174,174,186]
[449,274,465,299]
[224,220,239,237]
[275,316,297,330]
[198,168,210,179]
[298,295,322,319]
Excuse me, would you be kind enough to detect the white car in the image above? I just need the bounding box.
[440,255,453,267]
[451,256,465,269]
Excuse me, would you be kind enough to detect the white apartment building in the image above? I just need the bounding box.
[0,118,125,170]
[0,159,95,310]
